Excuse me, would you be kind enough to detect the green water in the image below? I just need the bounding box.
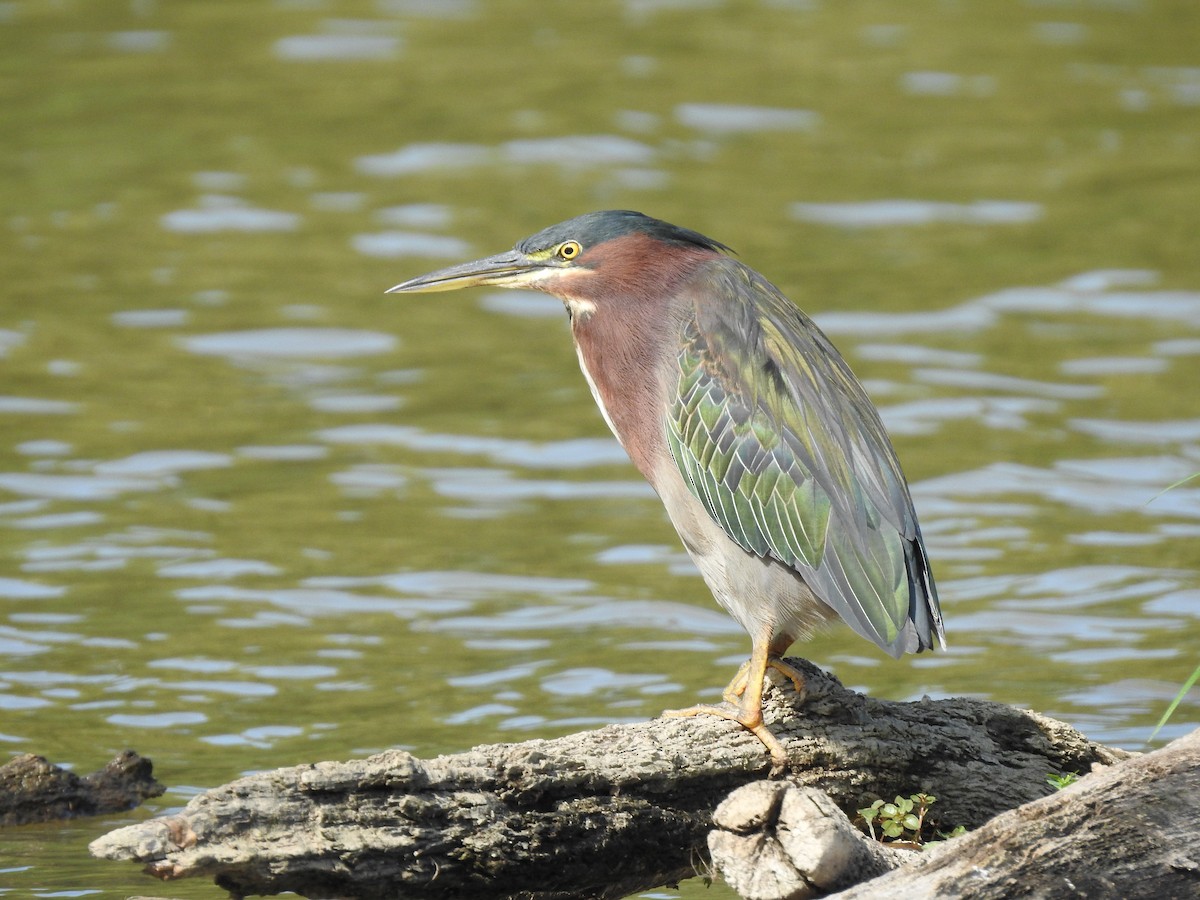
[1,1,1198,897]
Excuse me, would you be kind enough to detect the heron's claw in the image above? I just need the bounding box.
[665,702,790,776]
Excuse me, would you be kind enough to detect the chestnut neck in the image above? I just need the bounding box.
[562,233,720,480]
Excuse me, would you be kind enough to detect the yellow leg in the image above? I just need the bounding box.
[721,660,751,704]
[723,657,806,701]
[666,626,802,775]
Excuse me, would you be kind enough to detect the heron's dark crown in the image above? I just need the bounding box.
[516,210,734,258]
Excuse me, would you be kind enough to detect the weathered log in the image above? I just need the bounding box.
[709,783,908,899]
[832,725,1200,898]
[708,728,1200,899]
[89,659,1126,899]
[0,750,163,827]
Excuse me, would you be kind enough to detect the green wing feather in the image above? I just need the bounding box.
[665,260,943,656]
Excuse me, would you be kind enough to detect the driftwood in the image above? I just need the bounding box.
[841,725,1200,898]
[709,783,909,898]
[89,659,1130,898]
[0,750,163,827]
[709,728,1200,898]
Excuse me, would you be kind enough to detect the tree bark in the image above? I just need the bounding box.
[708,783,910,899]
[0,750,163,826]
[832,725,1200,898]
[88,659,1128,899]
[707,728,1200,899]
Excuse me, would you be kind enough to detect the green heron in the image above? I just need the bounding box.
[389,210,944,772]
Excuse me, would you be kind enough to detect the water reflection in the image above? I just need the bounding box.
[791,199,1041,227]
[1070,418,1200,444]
[354,135,657,175]
[273,34,402,62]
[182,328,397,359]
[0,579,67,599]
[157,559,283,579]
[318,423,626,468]
[0,397,78,414]
[899,71,997,96]
[374,203,454,228]
[674,103,820,133]
[106,30,172,53]
[376,0,479,18]
[111,309,190,328]
[352,231,470,259]
[160,196,302,233]
[423,598,742,636]
[920,460,1200,518]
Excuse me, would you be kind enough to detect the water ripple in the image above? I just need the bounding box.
[373,203,454,228]
[0,473,161,500]
[274,34,401,61]
[502,135,655,166]
[791,199,1038,228]
[201,724,305,748]
[93,450,232,477]
[107,30,171,53]
[0,396,79,415]
[919,460,1200,517]
[912,368,1104,400]
[111,308,189,328]
[879,396,1058,436]
[106,711,207,728]
[1070,418,1200,445]
[351,231,471,258]
[479,291,562,318]
[237,444,329,461]
[426,467,655,509]
[157,559,283,579]
[355,134,656,175]
[160,195,301,233]
[176,585,470,617]
[316,423,627,468]
[355,142,491,176]
[309,394,403,413]
[181,328,397,360]
[0,577,65,599]
[423,599,741,636]
[816,271,1200,334]
[540,667,671,697]
[674,103,819,133]
[309,570,592,598]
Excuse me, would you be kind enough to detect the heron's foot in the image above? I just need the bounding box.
[767,657,807,696]
[664,703,789,776]
[721,657,807,703]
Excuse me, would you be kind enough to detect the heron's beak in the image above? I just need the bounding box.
[385,250,553,294]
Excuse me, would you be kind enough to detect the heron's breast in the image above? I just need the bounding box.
[569,311,677,482]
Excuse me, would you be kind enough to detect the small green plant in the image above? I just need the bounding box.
[1144,475,1199,748]
[1147,661,1200,746]
[1046,772,1080,790]
[856,792,951,847]
[1146,471,1199,505]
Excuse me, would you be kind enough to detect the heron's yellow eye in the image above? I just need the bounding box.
[557,240,582,260]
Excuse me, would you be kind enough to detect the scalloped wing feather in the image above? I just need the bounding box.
[665,261,944,655]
